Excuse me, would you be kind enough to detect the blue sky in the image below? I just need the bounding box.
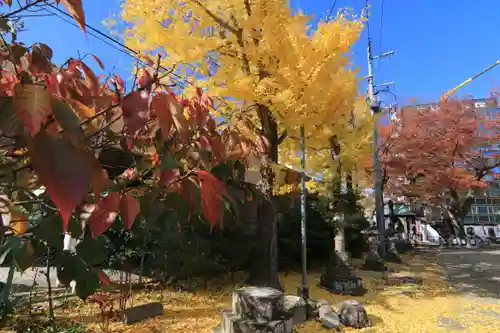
[10,0,500,104]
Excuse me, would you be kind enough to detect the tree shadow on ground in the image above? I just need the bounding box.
[437,246,500,299]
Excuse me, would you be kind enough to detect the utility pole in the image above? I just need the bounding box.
[367,37,394,258]
[298,125,309,304]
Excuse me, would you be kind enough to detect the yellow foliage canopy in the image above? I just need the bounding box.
[119,0,370,177]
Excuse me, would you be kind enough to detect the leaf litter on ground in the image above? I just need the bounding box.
[2,251,500,333]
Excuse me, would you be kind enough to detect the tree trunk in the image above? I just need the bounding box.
[447,188,475,237]
[246,104,282,290]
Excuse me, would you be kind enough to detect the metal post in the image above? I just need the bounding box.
[367,39,386,257]
[298,125,309,301]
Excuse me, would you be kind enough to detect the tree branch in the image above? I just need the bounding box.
[2,0,47,18]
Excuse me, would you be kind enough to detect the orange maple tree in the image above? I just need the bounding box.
[381,99,500,232]
[0,1,259,298]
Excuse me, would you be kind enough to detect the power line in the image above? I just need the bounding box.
[377,0,386,72]
[44,3,193,89]
[326,0,338,20]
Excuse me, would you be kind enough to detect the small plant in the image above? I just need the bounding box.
[88,292,117,333]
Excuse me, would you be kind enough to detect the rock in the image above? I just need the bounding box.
[317,302,342,331]
[232,286,285,321]
[322,312,342,330]
[284,295,307,325]
[336,300,371,329]
[318,303,333,319]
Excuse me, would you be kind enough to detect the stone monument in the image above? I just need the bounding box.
[361,234,387,272]
[212,287,293,333]
[319,251,366,296]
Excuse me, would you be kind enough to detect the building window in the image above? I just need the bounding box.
[479,215,490,223]
[477,206,488,214]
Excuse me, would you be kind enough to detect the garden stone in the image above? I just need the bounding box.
[318,303,334,319]
[317,302,342,331]
[336,300,371,329]
[283,295,307,325]
[322,312,342,330]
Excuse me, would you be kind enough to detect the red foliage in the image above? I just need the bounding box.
[381,100,500,202]
[0,13,258,237]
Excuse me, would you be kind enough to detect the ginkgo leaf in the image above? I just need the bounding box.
[88,192,120,239]
[28,130,93,231]
[13,83,52,136]
[120,192,140,230]
[59,0,86,33]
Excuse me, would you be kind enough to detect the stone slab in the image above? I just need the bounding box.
[121,302,164,325]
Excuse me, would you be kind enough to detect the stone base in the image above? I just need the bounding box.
[318,276,366,297]
[361,249,387,272]
[220,309,292,333]
[214,287,293,333]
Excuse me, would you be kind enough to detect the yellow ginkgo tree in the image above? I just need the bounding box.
[119,0,365,288]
